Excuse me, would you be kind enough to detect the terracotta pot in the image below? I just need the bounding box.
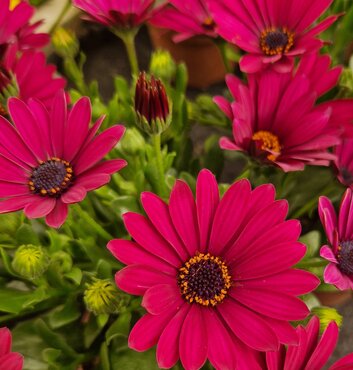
[148,25,229,89]
[314,289,352,307]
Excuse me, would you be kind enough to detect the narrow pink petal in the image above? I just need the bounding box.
[323,263,352,290]
[0,195,33,213]
[123,212,181,266]
[115,265,174,295]
[24,197,56,218]
[157,304,189,369]
[266,347,286,370]
[338,189,352,240]
[60,186,87,204]
[129,309,178,352]
[320,245,338,263]
[0,183,31,197]
[284,326,308,370]
[179,305,208,370]
[196,169,219,252]
[107,239,176,275]
[330,353,353,369]
[0,353,23,370]
[0,327,11,356]
[45,200,68,228]
[304,322,338,370]
[218,299,279,351]
[239,54,264,74]
[50,91,67,158]
[318,196,337,245]
[75,174,110,192]
[230,288,310,321]
[208,179,252,256]
[264,317,299,346]
[141,192,189,261]
[204,309,237,370]
[142,283,183,315]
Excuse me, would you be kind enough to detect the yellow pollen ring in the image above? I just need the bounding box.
[178,252,232,307]
[252,130,281,162]
[260,27,295,56]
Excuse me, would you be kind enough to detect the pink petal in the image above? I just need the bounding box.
[45,200,68,228]
[323,263,352,290]
[169,180,200,256]
[0,327,11,356]
[157,304,189,369]
[50,91,67,158]
[196,169,219,252]
[179,305,208,370]
[239,54,264,74]
[24,197,56,219]
[218,299,279,351]
[320,245,338,263]
[0,195,33,213]
[330,353,353,370]
[115,265,174,295]
[142,283,183,315]
[0,353,23,370]
[60,186,87,204]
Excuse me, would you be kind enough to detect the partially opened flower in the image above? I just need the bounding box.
[0,327,23,370]
[215,64,340,172]
[150,0,217,42]
[263,316,353,370]
[0,51,66,116]
[108,169,319,370]
[0,91,126,228]
[0,0,49,61]
[72,0,162,31]
[319,189,353,290]
[208,0,338,73]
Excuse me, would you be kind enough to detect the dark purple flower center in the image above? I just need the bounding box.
[340,168,353,187]
[202,17,216,31]
[178,253,232,306]
[29,158,74,197]
[337,241,353,275]
[260,27,294,56]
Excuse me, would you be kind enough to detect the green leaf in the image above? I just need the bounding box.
[110,348,161,370]
[300,231,321,258]
[0,288,47,314]
[49,297,81,329]
[64,267,83,286]
[105,312,132,345]
[84,314,108,349]
[16,224,40,246]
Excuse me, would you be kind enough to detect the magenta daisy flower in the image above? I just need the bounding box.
[150,0,217,42]
[0,327,23,370]
[319,189,353,290]
[215,60,341,172]
[208,0,338,73]
[108,169,319,370]
[0,50,66,116]
[0,0,49,61]
[263,316,353,370]
[0,91,126,228]
[72,0,163,30]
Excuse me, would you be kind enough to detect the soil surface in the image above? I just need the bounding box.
[78,24,353,368]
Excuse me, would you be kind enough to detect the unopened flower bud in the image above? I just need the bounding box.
[311,307,343,333]
[52,27,79,59]
[12,245,49,279]
[0,64,18,117]
[149,49,176,82]
[84,279,129,315]
[134,72,172,135]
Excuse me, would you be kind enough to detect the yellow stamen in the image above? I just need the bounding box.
[252,130,281,161]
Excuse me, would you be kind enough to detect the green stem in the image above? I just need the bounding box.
[74,204,113,241]
[49,0,71,34]
[152,134,167,197]
[216,39,232,73]
[119,31,139,76]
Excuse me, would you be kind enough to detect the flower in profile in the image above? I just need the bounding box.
[0,51,66,116]
[135,71,171,135]
[215,63,340,172]
[72,0,163,31]
[0,0,49,60]
[335,139,353,187]
[319,189,353,290]
[0,327,23,370]
[150,0,217,42]
[208,0,338,73]
[0,91,126,228]
[262,316,353,370]
[108,169,319,370]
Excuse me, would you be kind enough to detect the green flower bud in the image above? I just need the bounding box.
[84,279,129,315]
[149,49,176,82]
[12,245,49,279]
[134,72,172,135]
[52,27,79,59]
[51,251,73,273]
[0,65,18,117]
[311,306,343,332]
[121,127,146,156]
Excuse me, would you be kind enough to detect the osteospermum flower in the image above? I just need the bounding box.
[0,0,49,61]
[150,0,217,42]
[0,91,126,228]
[215,65,340,172]
[72,0,163,30]
[208,0,338,73]
[262,316,353,370]
[0,327,23,370]
[108,169,319,370]
[335,139,353,187]
[0,51,66,116]
[319,189,353,290]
